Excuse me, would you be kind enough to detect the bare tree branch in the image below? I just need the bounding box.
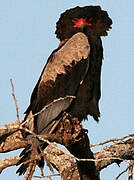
[0,130,26,153]
[0,156,21,173]
[0,119,134,179]
[1,119,134,179]
[91,134,134,147]
[10,79,20,121]
[0,120,22,137]
[33,174,60,179]
[128,160,134,180]
[114,165,130,180]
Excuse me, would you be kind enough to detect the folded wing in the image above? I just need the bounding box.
[25,32,90,134]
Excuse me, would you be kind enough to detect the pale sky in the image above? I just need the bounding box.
[0,1,134,179]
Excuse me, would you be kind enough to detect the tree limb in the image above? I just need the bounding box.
[94,138,134,171]
[0,119,134,179]
[0,155,21,173]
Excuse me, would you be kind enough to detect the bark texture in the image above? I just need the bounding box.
[0,120,134,179]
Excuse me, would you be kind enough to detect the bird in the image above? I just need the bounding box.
[16,5,112,176]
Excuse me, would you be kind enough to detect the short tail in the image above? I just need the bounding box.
[16,135,47,176]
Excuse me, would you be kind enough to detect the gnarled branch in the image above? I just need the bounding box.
[0,120,134,180]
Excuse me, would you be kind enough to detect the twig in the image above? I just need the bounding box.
[10,79,20,121]
[33,173,60,179]
[128,160,134,180]
[76,157,128,163]
[18,126,130,164]
[114,164,130,180]
[90,134,134,147]
[24,161,36,180]
[0,155,21,173]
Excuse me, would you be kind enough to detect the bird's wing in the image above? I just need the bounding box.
[25,32,90,134]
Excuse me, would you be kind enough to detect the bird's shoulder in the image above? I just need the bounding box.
[40,32,90,84]
[54,32,90,62]
[25,32,90,115]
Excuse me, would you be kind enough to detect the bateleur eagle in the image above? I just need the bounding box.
[16,5,112,176]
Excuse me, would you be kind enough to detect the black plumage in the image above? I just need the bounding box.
[17,5,112,176]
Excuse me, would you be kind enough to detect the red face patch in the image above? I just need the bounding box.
[72,18,92,28]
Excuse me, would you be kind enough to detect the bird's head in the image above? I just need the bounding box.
[55,6,112,41]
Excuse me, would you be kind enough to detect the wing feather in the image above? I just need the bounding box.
[25,32,90,134]
[37,96,75,134]
[40,32,90,84]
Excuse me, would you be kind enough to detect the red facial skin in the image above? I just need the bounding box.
[72,18,92,28]
[58,18,92,48]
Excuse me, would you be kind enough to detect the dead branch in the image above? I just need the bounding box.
[114,165,130,180]
[0,119,134,179]
[33,174,60,179]
[0,120,22,137]
[128,160,134,180]
[0,155,21,173]
[44,144,80,180]
[0,130,27,153]
[91,134,134,147]
[10,79,20,121]
[94,138,134,171]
